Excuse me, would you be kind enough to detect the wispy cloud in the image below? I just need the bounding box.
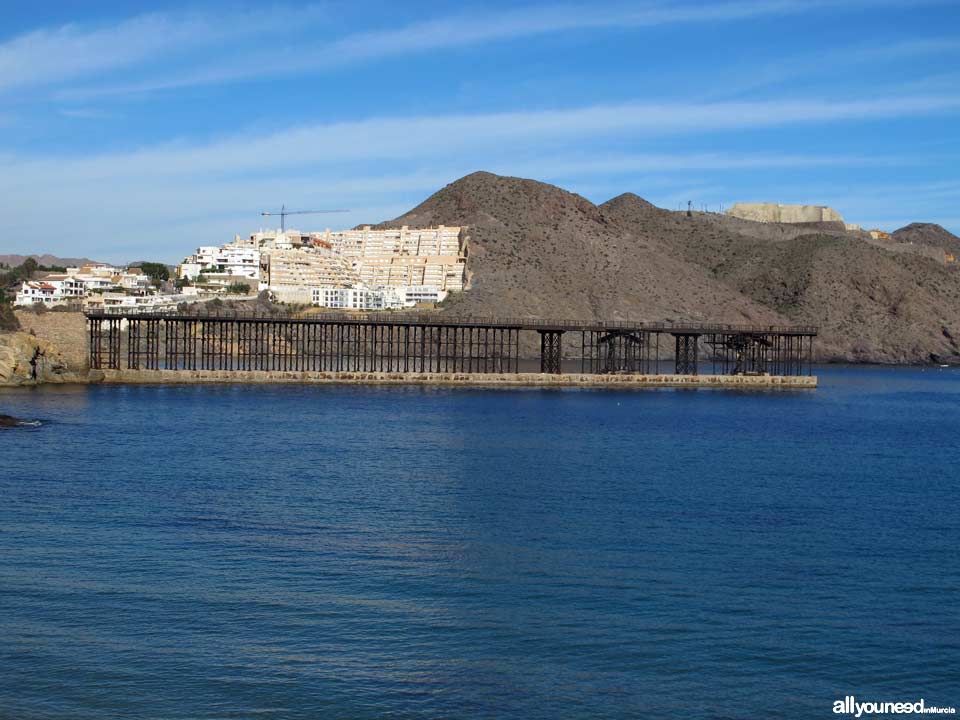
[711,36,960,99]
[5,95,957,186]
[2,92,956,261]
[58,107,114,119]
[0,6,328,94]
[498,151,912,178]
[13,0,874,100]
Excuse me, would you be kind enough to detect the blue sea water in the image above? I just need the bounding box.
[1,367,958,719]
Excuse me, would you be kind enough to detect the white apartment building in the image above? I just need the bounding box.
[64,264,156,294]
[115,268,152,292]
[249,229,313,250]
[68,264,121,291]
[401,286,447,306]
[264,249,357,289]
[14,276,86,307]
[178,243,260,280]
[310,285,445,311]
[323,225,466,291]
[84,293,212,315]
[312,286,405,311]
[320,225,462,257]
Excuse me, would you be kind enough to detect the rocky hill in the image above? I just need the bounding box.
[891,223,960,255]
[0,254,99,268]
[379,172,780,325]
[377,172,960,364]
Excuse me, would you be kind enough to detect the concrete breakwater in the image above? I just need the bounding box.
[91,369,818,389]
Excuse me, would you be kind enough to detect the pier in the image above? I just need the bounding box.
[85,312,816,385]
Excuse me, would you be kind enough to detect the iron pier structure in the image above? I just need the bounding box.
[85,312,817,377]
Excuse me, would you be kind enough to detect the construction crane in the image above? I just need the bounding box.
[261,205,350,233]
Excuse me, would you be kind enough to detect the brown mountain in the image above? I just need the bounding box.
[376,172,960,364]
[0,254,99,268]
[379,171,780,325]
[891,223,960,255]
[599,193,960,362]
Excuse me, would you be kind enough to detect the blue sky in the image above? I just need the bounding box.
[2,0,959,263]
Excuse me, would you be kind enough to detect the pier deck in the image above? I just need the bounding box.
[85,311,817,381]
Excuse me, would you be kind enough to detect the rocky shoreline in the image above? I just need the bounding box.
[0,330,86,387]
[1,308,956,389]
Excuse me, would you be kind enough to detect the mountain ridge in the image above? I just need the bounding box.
[377,172,960,363]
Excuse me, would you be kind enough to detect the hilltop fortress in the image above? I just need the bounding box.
[726,202,860,231]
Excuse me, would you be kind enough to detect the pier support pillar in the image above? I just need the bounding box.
[673,333,699,375]
[539,330,564,374]
[88,317,103,370]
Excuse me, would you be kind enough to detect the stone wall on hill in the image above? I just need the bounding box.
[726,202,844,224]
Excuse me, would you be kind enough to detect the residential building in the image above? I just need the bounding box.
[178,224,467,308]
[69,264,123,291]
[249,229,317,250]
[67,264,155,294]
[14,276,86,307]
[400,285,447,306]
[178,243,260,280]
[325,225,466,291]
[84,293,208,315]
[308,284,443,311]
[311,285,405,311]
[263,249,357,290]
[115,267,152,293]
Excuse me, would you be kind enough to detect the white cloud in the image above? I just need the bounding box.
[709,37,960,99]
[496,151,911,178]
[2,93,958,261]
[0,6,328,94]
[58,107,114,119]
[5,95,956,188]
[18,0,863,100]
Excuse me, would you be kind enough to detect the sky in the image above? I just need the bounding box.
[2,0,959,264]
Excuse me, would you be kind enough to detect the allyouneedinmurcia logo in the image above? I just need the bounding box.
[834,697,956,716]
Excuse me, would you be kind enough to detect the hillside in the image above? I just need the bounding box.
[891,223,960,255]
[377,172,960,364]
[378,172,781,325]
[599,194,960,362]
[0,254,99,268]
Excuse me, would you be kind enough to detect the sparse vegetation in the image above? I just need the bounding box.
[131,262,170,283]
[0,258,38,289]
[0,303,19,332]
[225,282,251,295]
[0,259,41,332]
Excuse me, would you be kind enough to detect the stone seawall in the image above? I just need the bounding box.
[92,369,818,389]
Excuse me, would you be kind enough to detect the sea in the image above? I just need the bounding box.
[1,366,958,719]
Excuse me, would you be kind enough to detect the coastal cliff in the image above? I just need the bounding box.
[0,322,87,387]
